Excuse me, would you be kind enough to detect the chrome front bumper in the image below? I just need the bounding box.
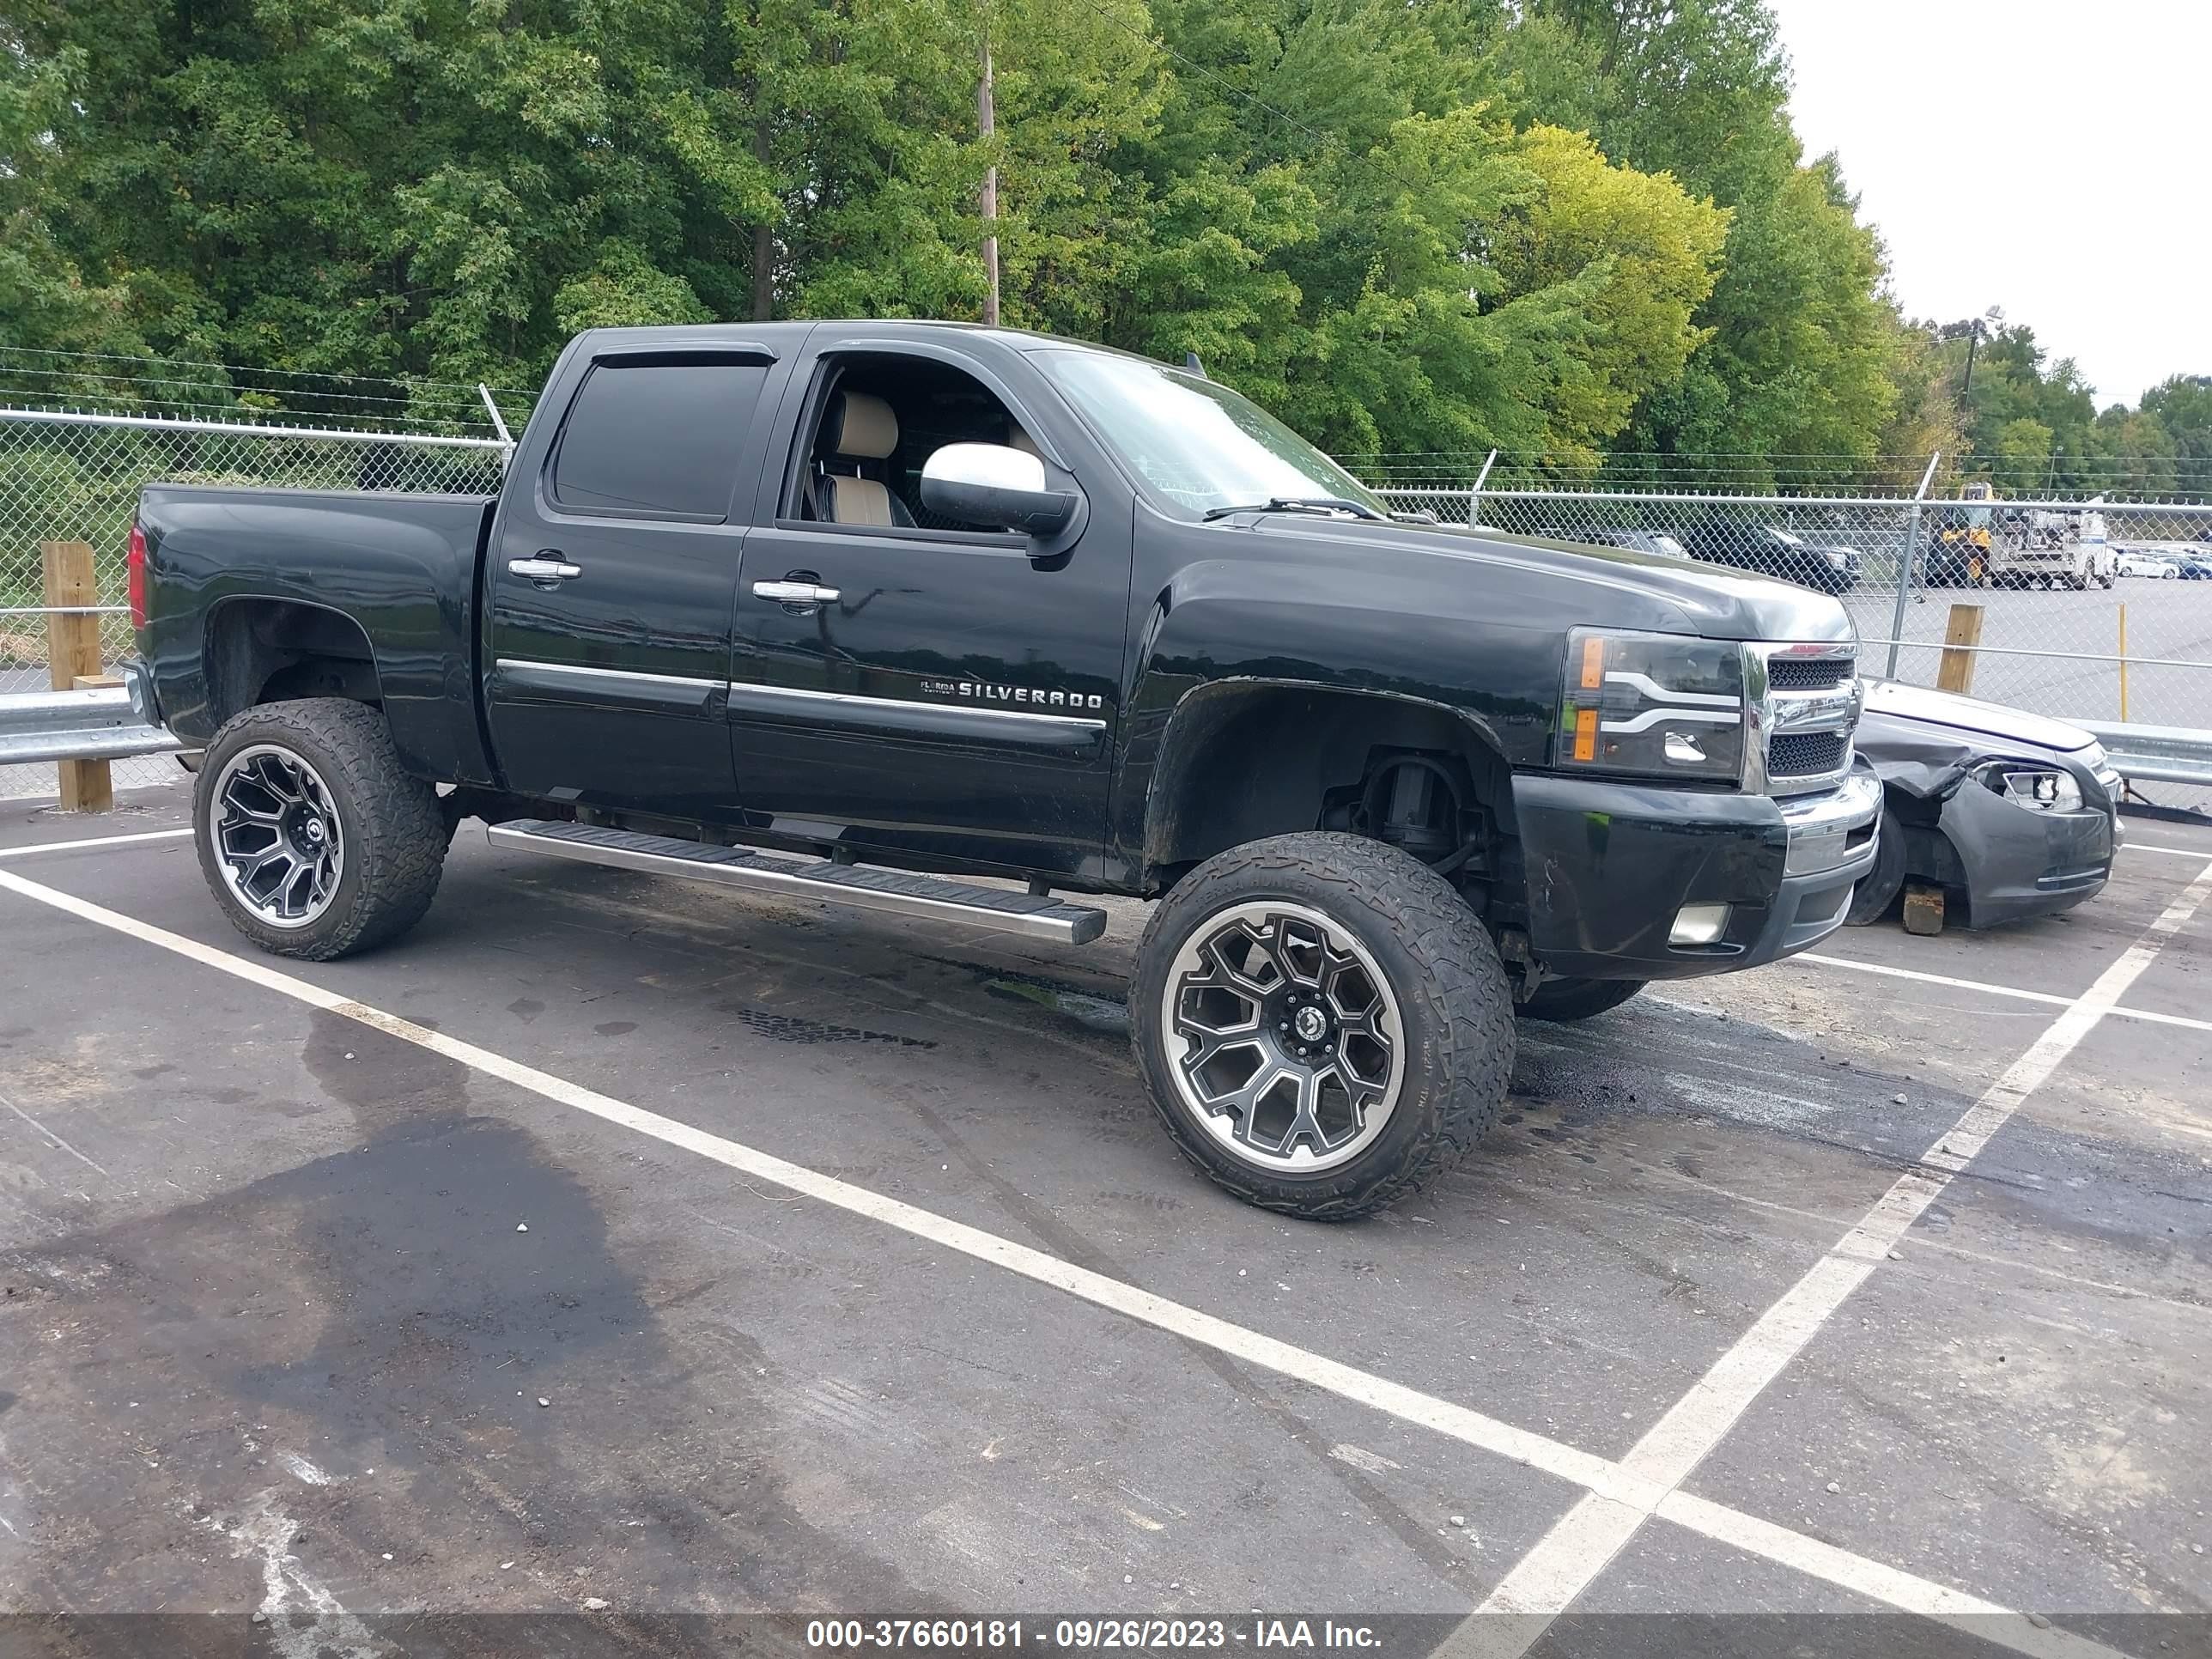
[1778,767,1883,878]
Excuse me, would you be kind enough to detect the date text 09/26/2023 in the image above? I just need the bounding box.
[806,1620,1385,1650]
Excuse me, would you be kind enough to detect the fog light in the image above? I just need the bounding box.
[1669,902,1731,946]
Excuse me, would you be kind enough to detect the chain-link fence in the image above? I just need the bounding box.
[2,408,507,799]
[4,405,2207,806]
[1373,484,2212,748]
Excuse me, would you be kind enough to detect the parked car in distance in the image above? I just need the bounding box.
[1534,526,1692,561]
[124,319,1881,1220]
[2114,548,2179,579]
[1847,681,2120,934]
[1680,522,1861,594]
[2111,544,2212,579]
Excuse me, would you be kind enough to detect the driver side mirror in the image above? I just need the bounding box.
[920,443,1079,537]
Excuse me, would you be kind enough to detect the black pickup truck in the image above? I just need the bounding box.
[125,321,1880,1218]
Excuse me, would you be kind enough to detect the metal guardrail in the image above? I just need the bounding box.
[0,684,185,766]
[2075,720,2212,788]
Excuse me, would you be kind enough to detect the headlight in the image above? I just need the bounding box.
[1823,550,1850,569]
[1975,761,2082,812]
[1560,629,1747,782]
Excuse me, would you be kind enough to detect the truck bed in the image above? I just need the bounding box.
[136,483,500,782]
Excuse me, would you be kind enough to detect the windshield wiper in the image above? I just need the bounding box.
[1202,495,1386,522]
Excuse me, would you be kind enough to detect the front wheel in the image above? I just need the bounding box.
[1845,805,1908,927]
[194,698,448,961]
[1131,832,1514,1220]
[1516,977,1647,1022]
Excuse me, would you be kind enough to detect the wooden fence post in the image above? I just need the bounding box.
[40,539,113,813]
[1936,602,1983,696]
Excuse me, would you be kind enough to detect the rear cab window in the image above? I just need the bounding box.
[550,359,769,520]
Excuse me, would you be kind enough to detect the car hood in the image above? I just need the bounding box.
[1287,520,1857,644]
[1862,680,2095,757]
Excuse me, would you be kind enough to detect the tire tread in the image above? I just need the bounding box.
[195,699,446,961]
[1132,832,1514,1221]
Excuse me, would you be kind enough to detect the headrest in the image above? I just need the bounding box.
[826,392,898,459]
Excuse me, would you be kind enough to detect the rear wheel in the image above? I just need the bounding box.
[1132,832,1513,1220]
[1516,977,1647,1023]
[194,698,447,961]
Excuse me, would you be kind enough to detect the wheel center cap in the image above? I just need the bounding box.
[303,818,325,845]
[1292,1005,1328,1044]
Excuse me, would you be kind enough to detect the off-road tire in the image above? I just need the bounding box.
[1131,832,1514,1220]
[1844,805,1908,927]
[194,698,447,961]
[1516,977,1647,1022]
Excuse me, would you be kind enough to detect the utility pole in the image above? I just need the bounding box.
[1940,316,1988,403]
[751,118,775,321]
[978,15,1000,326]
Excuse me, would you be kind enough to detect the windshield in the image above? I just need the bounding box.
[1035,349,1389,519]
[1769,528,1806,548]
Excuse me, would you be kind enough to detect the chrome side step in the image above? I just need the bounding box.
[488,819,1107,946]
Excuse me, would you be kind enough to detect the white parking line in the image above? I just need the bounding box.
[2127,842,2212,860]
[1798,952,2212,1036]
[1797,952,2072,1007]
[1447,854,2212,1658]
[0,828,191,860]
[1654,1492,2123,1659]
[0,862,2157,1658]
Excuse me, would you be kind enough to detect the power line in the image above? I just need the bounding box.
[0,345,536,400]
[0,396,497,434]
[0,362,507,414]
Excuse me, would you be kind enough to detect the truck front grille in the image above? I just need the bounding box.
[1756,644,1861,796]
[1768,731,1848,780]
[1765,656,1853,691]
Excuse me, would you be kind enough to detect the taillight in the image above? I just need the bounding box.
[127,522,148,630]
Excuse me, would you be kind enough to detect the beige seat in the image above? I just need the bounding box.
[816,392,914,527]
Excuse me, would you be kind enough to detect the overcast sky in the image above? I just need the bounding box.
[1765,0,2209,410]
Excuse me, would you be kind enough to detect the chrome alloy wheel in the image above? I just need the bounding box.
[1158,900,1406,1172]
[209,744,344,929]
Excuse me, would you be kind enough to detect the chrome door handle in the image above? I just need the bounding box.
[751,580,842,605]
[509,556,582,584]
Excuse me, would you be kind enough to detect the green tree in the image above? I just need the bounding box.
[1989,417,2055,493]
[1486,125,1729,459]
[2087,406,2179,496]
[2140,375,2212,479]
[1504,1,1900,473]
[0,34,146,362]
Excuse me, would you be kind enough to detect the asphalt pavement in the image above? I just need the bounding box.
[0,787,2207,1659]
[1849,574,2212,734]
